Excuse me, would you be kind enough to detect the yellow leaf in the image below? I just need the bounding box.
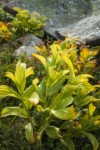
[94,120,100,125]
[80,48,89,59]
[77,63,81,70]
[28,92,39,106]
[5,72,15,83]
[32,78,39,85]
[60,53,75,80]
[32,53,47,69]
[89,103,96,117]
[92,50,99,56]
[25,67,34,78]
[82,82,95,92]
[15,62,26,93]
[34,46,41,52]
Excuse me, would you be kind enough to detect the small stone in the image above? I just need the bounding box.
[13,46,37,58]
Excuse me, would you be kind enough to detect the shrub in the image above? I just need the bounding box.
[35,37,99,75]
[0,21,12,43]
[0,38,100,150]
[8,7,47,37]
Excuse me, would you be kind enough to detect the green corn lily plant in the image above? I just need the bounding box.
[0,42,100,150]
[0,62,38,143]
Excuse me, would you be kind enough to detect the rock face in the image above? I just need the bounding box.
[56,0,100,45]
[3,0,92,28]
[56,14,100,45]
[3,0,100,45]
[91,0,100,14]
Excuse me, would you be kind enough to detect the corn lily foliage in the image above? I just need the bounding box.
[0,40,100,150]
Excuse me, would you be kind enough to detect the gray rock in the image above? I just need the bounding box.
[13,46,37,58]
[91,0,100,14]
[55,14,100,45]
[3,0,100,46]
[4,0,92,28]
[22,33,43,47]
[13,34,43,58]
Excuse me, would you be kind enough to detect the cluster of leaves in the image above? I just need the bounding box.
[76,47,98,74]
[0,7,46,43]
[0,21,12,43]
[0,37,100,150]
[8,7,46,37]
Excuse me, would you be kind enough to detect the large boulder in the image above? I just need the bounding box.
[91,0,100,14]
[3,0,100,45]
[47,0,100,45]
[3,0,92,28]
[56,14,100,45]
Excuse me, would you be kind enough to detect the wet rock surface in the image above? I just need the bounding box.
[3,0,92,28]
[47,0,100,45]
[3,0,100,46]
[56,14,100,45]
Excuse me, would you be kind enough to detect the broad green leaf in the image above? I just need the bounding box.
[46,67,63,86]
[51,94,74,110]
[15,62,26,94]
[34,85,46,103]
[89,103,96,117]
[80,82,95,92]
[38,117,51,140]
[79,96,95,108]
[77,88,89,100]
[31,117,39,127]
[61,84,76,95]
[69,50,77,63]
[46,76,66,95]
[1,106,28,118]
[0,85,21,99]
[23,91,39,110]
[23,84,35,98]
[5,72,15,83]
[81,131,99,150]
[25,123,34,143]
[60,137,75,150]
[32,53,47,69]
[79,118,92,130]
[39,78,46,95]
[71,74,93,85]
[79,116,100,131]
[56,96,74,109]
[25,67,34,78]
[51,106,77,120]
[23,99,33,110]
[61,54,75,81]
[60,121,74,129]
[28,92,39,106]
[46,126,60,139]
[32,78,45,103]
